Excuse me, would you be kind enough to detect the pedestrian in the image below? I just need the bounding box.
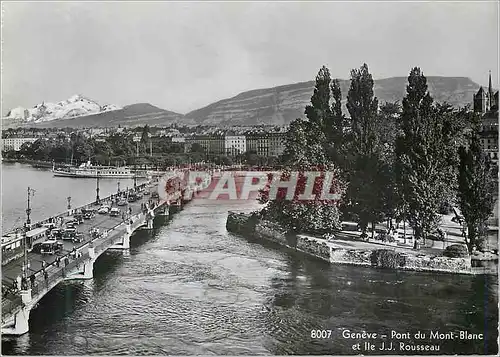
[41,260,46,269]
[21,277,28,290]
[65,257,69,266]
[30,274,35,288]
[56,257,60,268]
[43,269,48,281]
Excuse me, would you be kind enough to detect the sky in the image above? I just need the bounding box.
[2,1,499,115]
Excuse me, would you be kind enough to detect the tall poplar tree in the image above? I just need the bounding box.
[344,63,383,236]
[457,129,496,253]
[395,67,458,245]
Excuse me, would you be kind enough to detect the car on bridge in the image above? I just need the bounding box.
[117,198,128,206]
[127,194,137,203]
[40,240,64,255]
[83,209,96,219]
[42,222,57,230]
[110,208,120,217]
[98,205,110,214]
[50,228,63,239]
[72,232,85,243]
[61,228,77,241]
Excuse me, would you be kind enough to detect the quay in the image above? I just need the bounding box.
[1,169,205,336]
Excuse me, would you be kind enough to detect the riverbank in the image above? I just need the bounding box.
[226,212,497,275]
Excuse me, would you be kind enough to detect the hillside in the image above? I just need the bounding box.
[186,77,481,126]
[2,76,482,129]
[6,103,185,129]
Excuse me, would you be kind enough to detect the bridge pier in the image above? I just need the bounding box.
[1,289,32,335]
[65,246,96,280]
[109,224,132,250]
[145,210,155,230]
[157,204,170,216]
[2,306,30,335]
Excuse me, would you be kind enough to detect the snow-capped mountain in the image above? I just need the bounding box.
[4,95,121,123]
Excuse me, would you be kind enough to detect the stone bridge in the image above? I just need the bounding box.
[1,169,208,335]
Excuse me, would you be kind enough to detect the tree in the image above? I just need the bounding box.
[326,79,346,166]
[244,150,260,166]
[377,101,402,226]
[346,63,379,157]
[395,67,459,245]
[305,65,332,129]
[281,118,311,167]
[260,66,346,233]
[190,143,204,153]
[343,63,383,237]
[457,129,496,253]
[140,125,150,155]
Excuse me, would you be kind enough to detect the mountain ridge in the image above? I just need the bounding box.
[2,76,482,128]
[185,76,481,126]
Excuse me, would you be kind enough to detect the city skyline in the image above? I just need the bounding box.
[2,1,499,115]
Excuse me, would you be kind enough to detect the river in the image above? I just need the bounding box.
[1,163,498,355]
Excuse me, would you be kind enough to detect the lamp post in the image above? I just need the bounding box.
[96,171,100,204]
[134,159,137,190]
[23,187,35,279]
[67,196,72,216]
[26,187,33,227]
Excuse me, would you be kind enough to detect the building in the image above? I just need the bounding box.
[171,136,186,144]
[1,137,37,151]
[245,129,287,157]
[268,131,287,157]
[473,72,499,163]
[246,132,269,156]
[224,133,246,156]
[479,116,499,162]
[185,134,225,157]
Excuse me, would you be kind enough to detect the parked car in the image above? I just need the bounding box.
[73,232,85,243]
[64,217,79,227]
[31,242,43,254]
[110,208,120,217]
[50,229,63,239]
[127,195,137,203]
[98,205,110,214]
[42,222,56,230]
[62,228,77,240]
[117,198,128,206]
[40,240,64,255]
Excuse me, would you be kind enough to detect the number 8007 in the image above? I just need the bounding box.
[311,330,332,338]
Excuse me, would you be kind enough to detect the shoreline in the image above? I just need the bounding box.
[226,212,498,275]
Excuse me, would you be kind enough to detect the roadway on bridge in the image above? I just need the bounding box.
[2,188,159,285]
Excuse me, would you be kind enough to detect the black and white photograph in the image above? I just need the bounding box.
[1,1,498,355]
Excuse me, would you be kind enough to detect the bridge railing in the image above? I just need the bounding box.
[2,183,161,321]
[5,183,151,236]
[1,295,23,322]
[1,251,92,323]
